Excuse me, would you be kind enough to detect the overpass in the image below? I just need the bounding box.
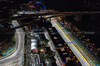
[1,11,100,24]
[2,11,100,30]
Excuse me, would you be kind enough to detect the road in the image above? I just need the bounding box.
[51,18,100,66]
[0,20,24,66]
[26,28,32,66]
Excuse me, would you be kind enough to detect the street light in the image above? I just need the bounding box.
[40,49,44,52]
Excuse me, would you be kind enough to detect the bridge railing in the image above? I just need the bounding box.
[62,28,95,66]
[64,28,100,65]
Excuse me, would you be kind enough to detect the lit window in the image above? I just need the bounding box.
[61,48,65,51]
[63,53,67,55]
[58,44,62,46]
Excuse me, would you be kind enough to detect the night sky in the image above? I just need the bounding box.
[9,0,100,11]
[45,0,84,11]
